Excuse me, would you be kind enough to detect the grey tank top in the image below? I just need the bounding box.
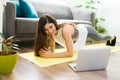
[72,28,79,39]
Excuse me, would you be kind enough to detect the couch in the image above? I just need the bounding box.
[3,0,95,41]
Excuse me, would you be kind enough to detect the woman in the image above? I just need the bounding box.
[34,14,116,58]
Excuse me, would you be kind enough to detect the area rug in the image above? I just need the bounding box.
[19,43,120,67]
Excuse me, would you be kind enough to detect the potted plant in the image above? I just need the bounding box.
[0,32,19,74]
[95,17,106,33]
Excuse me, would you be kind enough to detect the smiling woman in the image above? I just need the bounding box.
[34,14,88,58]
[34,14,116,58]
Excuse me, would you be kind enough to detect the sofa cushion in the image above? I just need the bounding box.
[70,8,94,21]
[19,0,38,18]
[15,1,23,17]
[15,18,39,34]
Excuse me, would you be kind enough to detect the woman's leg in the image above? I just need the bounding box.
[85,25,116,46]
[85,25,111,41]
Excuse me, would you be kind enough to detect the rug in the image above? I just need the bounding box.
[19,43,120,67]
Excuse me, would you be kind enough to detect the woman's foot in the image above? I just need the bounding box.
[106,40,111,46]
[110,36,116,46]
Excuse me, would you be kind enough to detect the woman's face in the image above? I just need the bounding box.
[44,23,56,35]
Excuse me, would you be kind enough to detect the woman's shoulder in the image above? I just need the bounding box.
[62,24,74,35]
[63,23,74,30]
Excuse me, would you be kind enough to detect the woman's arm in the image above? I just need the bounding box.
[39,24,74,58]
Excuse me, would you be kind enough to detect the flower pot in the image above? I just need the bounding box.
[0,51,18,74]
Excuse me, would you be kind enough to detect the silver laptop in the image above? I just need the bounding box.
[69,48,111,71]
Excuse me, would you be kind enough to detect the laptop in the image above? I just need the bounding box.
[69,48,111,71]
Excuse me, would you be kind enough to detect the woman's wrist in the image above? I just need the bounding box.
[48,47,54,52]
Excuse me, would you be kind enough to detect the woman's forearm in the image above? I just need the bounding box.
[49,47,55,53]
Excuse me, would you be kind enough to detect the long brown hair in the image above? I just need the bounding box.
[34,14,59,56]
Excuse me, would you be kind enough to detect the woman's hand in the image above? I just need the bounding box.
[38,48,53,58]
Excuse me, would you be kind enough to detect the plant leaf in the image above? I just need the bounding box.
[75,4,82,8]
[6,36,14,40]
[0,32,5,38]
[12,46,20,51]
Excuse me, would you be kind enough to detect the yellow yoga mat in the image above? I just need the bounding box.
[19,49,78,67]
[84,43,120,53]
[19,43,120,67]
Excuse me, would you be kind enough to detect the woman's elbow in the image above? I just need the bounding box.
[69,54,73,57]
[67,52,73,57]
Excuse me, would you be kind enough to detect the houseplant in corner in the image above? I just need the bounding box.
[0,32,19,74]
[95,17,106,33]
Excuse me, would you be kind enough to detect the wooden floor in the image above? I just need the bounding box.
[0,41,120,80]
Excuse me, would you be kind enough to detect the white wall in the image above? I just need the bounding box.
[0,0,3,51]
[0,1,3,33]
[99,0,120,42]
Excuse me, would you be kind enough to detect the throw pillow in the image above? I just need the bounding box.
[15,1,23,17]
[8,1,23,17]
[19,0,38,18]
